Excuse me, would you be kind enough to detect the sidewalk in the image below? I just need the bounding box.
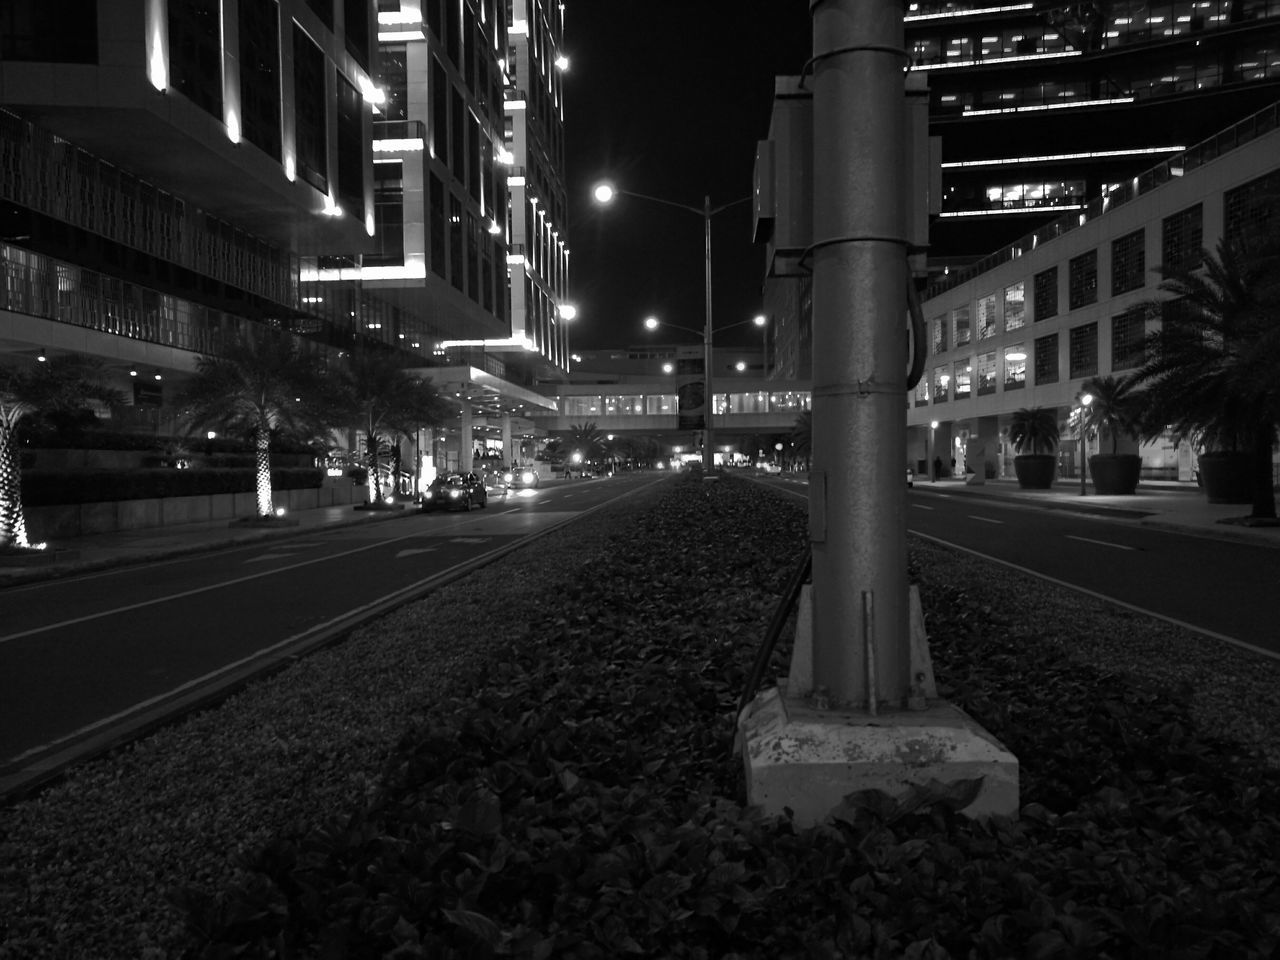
[2,473,1277,589]
[911,474,1280,547]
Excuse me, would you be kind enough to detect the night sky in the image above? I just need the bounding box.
[562,2,812,352]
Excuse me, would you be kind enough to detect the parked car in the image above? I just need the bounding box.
[907,466,915,487]
[502,465,541,489]
[420,472,487,512]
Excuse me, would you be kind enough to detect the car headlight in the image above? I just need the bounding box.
[521,471,535,484]
[449,489,461,498]
[503,472,514,482]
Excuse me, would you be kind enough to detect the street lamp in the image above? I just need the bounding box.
[594,181,751,473]
[753,313,768,376]
[1077,392,1094,496]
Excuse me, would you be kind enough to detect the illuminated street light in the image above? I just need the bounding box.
[595,180,751,473]
[1077,392,1094,496]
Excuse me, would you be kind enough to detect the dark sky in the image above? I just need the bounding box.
[562,3,812,352]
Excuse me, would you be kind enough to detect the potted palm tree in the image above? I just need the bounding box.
[1082,374,1143,494]
[1132,233,1280,516]
[1008,407,1060,489]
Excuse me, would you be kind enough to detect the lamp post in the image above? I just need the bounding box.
[1077,392,1094,496]
[641,311,764,469]
[594,182,751,473]
[754,313,768,376]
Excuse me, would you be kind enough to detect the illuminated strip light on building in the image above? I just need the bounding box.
[508,175,527,187]
[938,205,1085,218]
[942,145,1185,167]
[301,264,429,282]
[510,19,529,35]
[963,96,1134,116]
[378,29,426,42]
[439,336,536,350]
[373,138,425,152]
[910,49,1081,71]
[905,3,1033,21]
[505,99,527,111]
[378,10,422,24]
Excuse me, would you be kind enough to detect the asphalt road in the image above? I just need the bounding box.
[756,476,1280,658]
[0,473,656,783]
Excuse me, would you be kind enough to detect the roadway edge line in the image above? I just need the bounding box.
[0,476,669,804]
[752,475,1280,664]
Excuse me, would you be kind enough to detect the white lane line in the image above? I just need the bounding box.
[912,504,935,510]
[910,529,1280,664]
[0,526,446,646]
[1066,534,1136,551]
[968,515,1004,524]
[500,508,522,515]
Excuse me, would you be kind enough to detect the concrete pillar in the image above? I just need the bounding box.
[502,415,514,465]
[460,405,473,473]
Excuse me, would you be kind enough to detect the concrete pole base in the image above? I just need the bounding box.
[737,583,1018,826]
[738,690,1019,826]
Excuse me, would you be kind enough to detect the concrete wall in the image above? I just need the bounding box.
[25,481,361,540]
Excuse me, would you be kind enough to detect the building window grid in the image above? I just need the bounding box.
[1111,229,1146,296]
[1004,281,1025,331]
[1162,204,1204,274]
[1034,334,1059,386]
[915,377,930,406]
[1069,323,1099,379]
[953,360,971,400]
[976,352,997,396]
[932,365,950,403]
[952,304,971,345]
[1034,266,1058,321]
[1004,342,1027,390]
[977,293,998,340]
[931,315,947,354]
[1068,249,1098,310]
[1111,307,1148,372]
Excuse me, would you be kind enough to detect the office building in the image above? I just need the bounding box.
[909,0,1280,271]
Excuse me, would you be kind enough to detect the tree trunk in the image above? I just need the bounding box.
[0,420,32,548]
[367,433,383,504]
[1251,424,1277,520]
[254,424,273,517]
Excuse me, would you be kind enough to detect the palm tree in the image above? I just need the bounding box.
[1132,234,1280,519]
[1081,374,1142,455]
[337,349,452,504]
[1008,407,1060,455]
[1,355,121,550]
[565,421,604,461]
[179,331,331,519]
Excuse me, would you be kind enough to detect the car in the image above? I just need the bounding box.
[502,465,541,489]
[420,472,487,512]
[907,466,915,487]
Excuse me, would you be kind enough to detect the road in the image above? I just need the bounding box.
[0,473,655,786]
[755,475,1280,658]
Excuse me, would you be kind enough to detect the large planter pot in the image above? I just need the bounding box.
[1089,453,1142,495]
[1013,454,1057,489]
[1198,452,1253,504]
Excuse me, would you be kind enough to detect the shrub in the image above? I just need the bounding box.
[175,475,1280,959]
[20,468,324,506]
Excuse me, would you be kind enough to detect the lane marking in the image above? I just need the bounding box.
[0,525,468,646]
[395,548,438,558]
[968,515,1004,524]
[910,529,1280,664]
[912,504,935,511]
[448,537,489,544]
[1065,534,1136,551]
[243,552,304,564]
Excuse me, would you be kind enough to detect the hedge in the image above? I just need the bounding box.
[19,468,325,506]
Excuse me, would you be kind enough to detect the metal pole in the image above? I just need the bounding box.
[703,194,715,473]
[809,0,909,708]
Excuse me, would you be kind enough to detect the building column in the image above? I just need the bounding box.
[460,405,474,473]
[502,415,514,465]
